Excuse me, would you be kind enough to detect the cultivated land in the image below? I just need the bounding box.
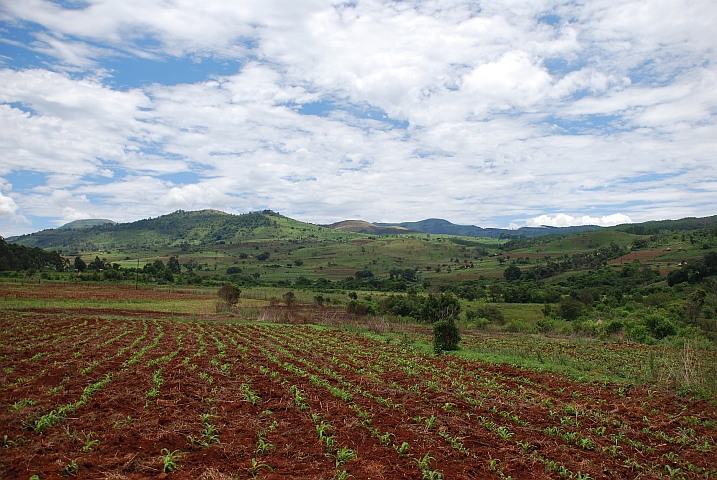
[1,283,717,479]
[3,211,717,478]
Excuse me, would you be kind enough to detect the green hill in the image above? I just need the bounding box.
[376,218,600,238]
[608,215,717,235]
[58,219,116,230]
[8,209,354,251]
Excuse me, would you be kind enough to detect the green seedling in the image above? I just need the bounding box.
[395,441,410,457]
[8,399,36,412]
[335,446,356,467]
[414,453,435,471]
[160,448,185,473]
[64,459,79,476]
[255,433,275,454]
[335,471,353,480]
[81,432,100,452]
[376,431,394,446]
[241,383,261,406]
[247,458,273,479]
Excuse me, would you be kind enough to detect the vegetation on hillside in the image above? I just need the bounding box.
[4,211,717,368]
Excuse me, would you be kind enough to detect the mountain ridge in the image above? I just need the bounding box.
[373,218,600,238]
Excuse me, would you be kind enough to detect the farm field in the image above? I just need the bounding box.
[2,285,717,479]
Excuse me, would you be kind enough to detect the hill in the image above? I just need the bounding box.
[608,215,717,235]
[324,220,415,235]
[7,209,352,251]
[375,218,600,238]
[58,219,116,230]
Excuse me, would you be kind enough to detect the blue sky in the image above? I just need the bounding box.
[1,0,716,236]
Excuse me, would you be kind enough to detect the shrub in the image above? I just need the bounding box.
[558,298,583,321]
[433,318,461,354]
[536,317,555,334]
[471,304,505,325]
[217,284,241,310]
[644,314,676,340]
[283,291,296,307]
[469,317,490,330]
[505,320,532,333]
[603,319,624,336]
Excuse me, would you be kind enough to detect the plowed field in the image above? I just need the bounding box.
[2,309,716,479]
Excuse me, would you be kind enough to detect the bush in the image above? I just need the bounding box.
[433,318,461,354]
[470,304,505,324]
[468,317,490,330]
[536,317,555,334]
[558,298,583,321]
[603,319,624,336]
[644,314,676,340]
[505,320,532,333]
[283,291,296,307]
[217,284,241,310]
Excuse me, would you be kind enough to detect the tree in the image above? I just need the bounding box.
[503,265,522,282]
[283,291,296,307]
[433,318,461,354]
[217,284,241,310]
[558,298,583,321]
[89,256,104,271]
[74,256,87,272]
[167,256,181,274]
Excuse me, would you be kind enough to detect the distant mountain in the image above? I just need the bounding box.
[608,215,717,235]
[58,219,115,230]
[7,209,326,250]
[374,218,600,238]
[323,220,416,235]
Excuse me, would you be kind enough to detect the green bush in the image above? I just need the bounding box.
[433,318,461,354]
[536,317,555,334]
[470,304,505,324]
[605,319,624,335]
[558,298,583,321]
[469,317,490,330]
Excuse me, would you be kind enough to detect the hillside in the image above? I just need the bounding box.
[58,219,116,230]
[608,215,717,235]
[324,220,415,235]
[7,209,353,252]
[375,218,600,238]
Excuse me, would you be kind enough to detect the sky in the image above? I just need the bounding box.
[0,0,716,237]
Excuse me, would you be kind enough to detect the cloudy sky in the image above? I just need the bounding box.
[1,0,716,236]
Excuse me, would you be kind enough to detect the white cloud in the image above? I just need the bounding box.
[0,0,715,234]
[526,213,634,228]
[0,191,19,217]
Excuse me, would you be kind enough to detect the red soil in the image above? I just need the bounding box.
[1,308,716,479]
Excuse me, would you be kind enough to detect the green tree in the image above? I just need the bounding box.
[74,256,87,272]
[217,284,241,310]
[153,259,166,272]
[433,318,461,354]
[283,291,296,307]
[558,298,583,321]
[89,256,104,271]
[167,256,181,274]
[503,265,522,281]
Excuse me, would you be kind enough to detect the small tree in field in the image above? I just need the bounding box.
[217,284,241,311]
[74,256,87,272]
[433,318,461,354]
[283,291,296,307]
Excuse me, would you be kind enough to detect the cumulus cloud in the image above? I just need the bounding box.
[526,213,634,228]
[0,191,19,217]
[0,0,715,234]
